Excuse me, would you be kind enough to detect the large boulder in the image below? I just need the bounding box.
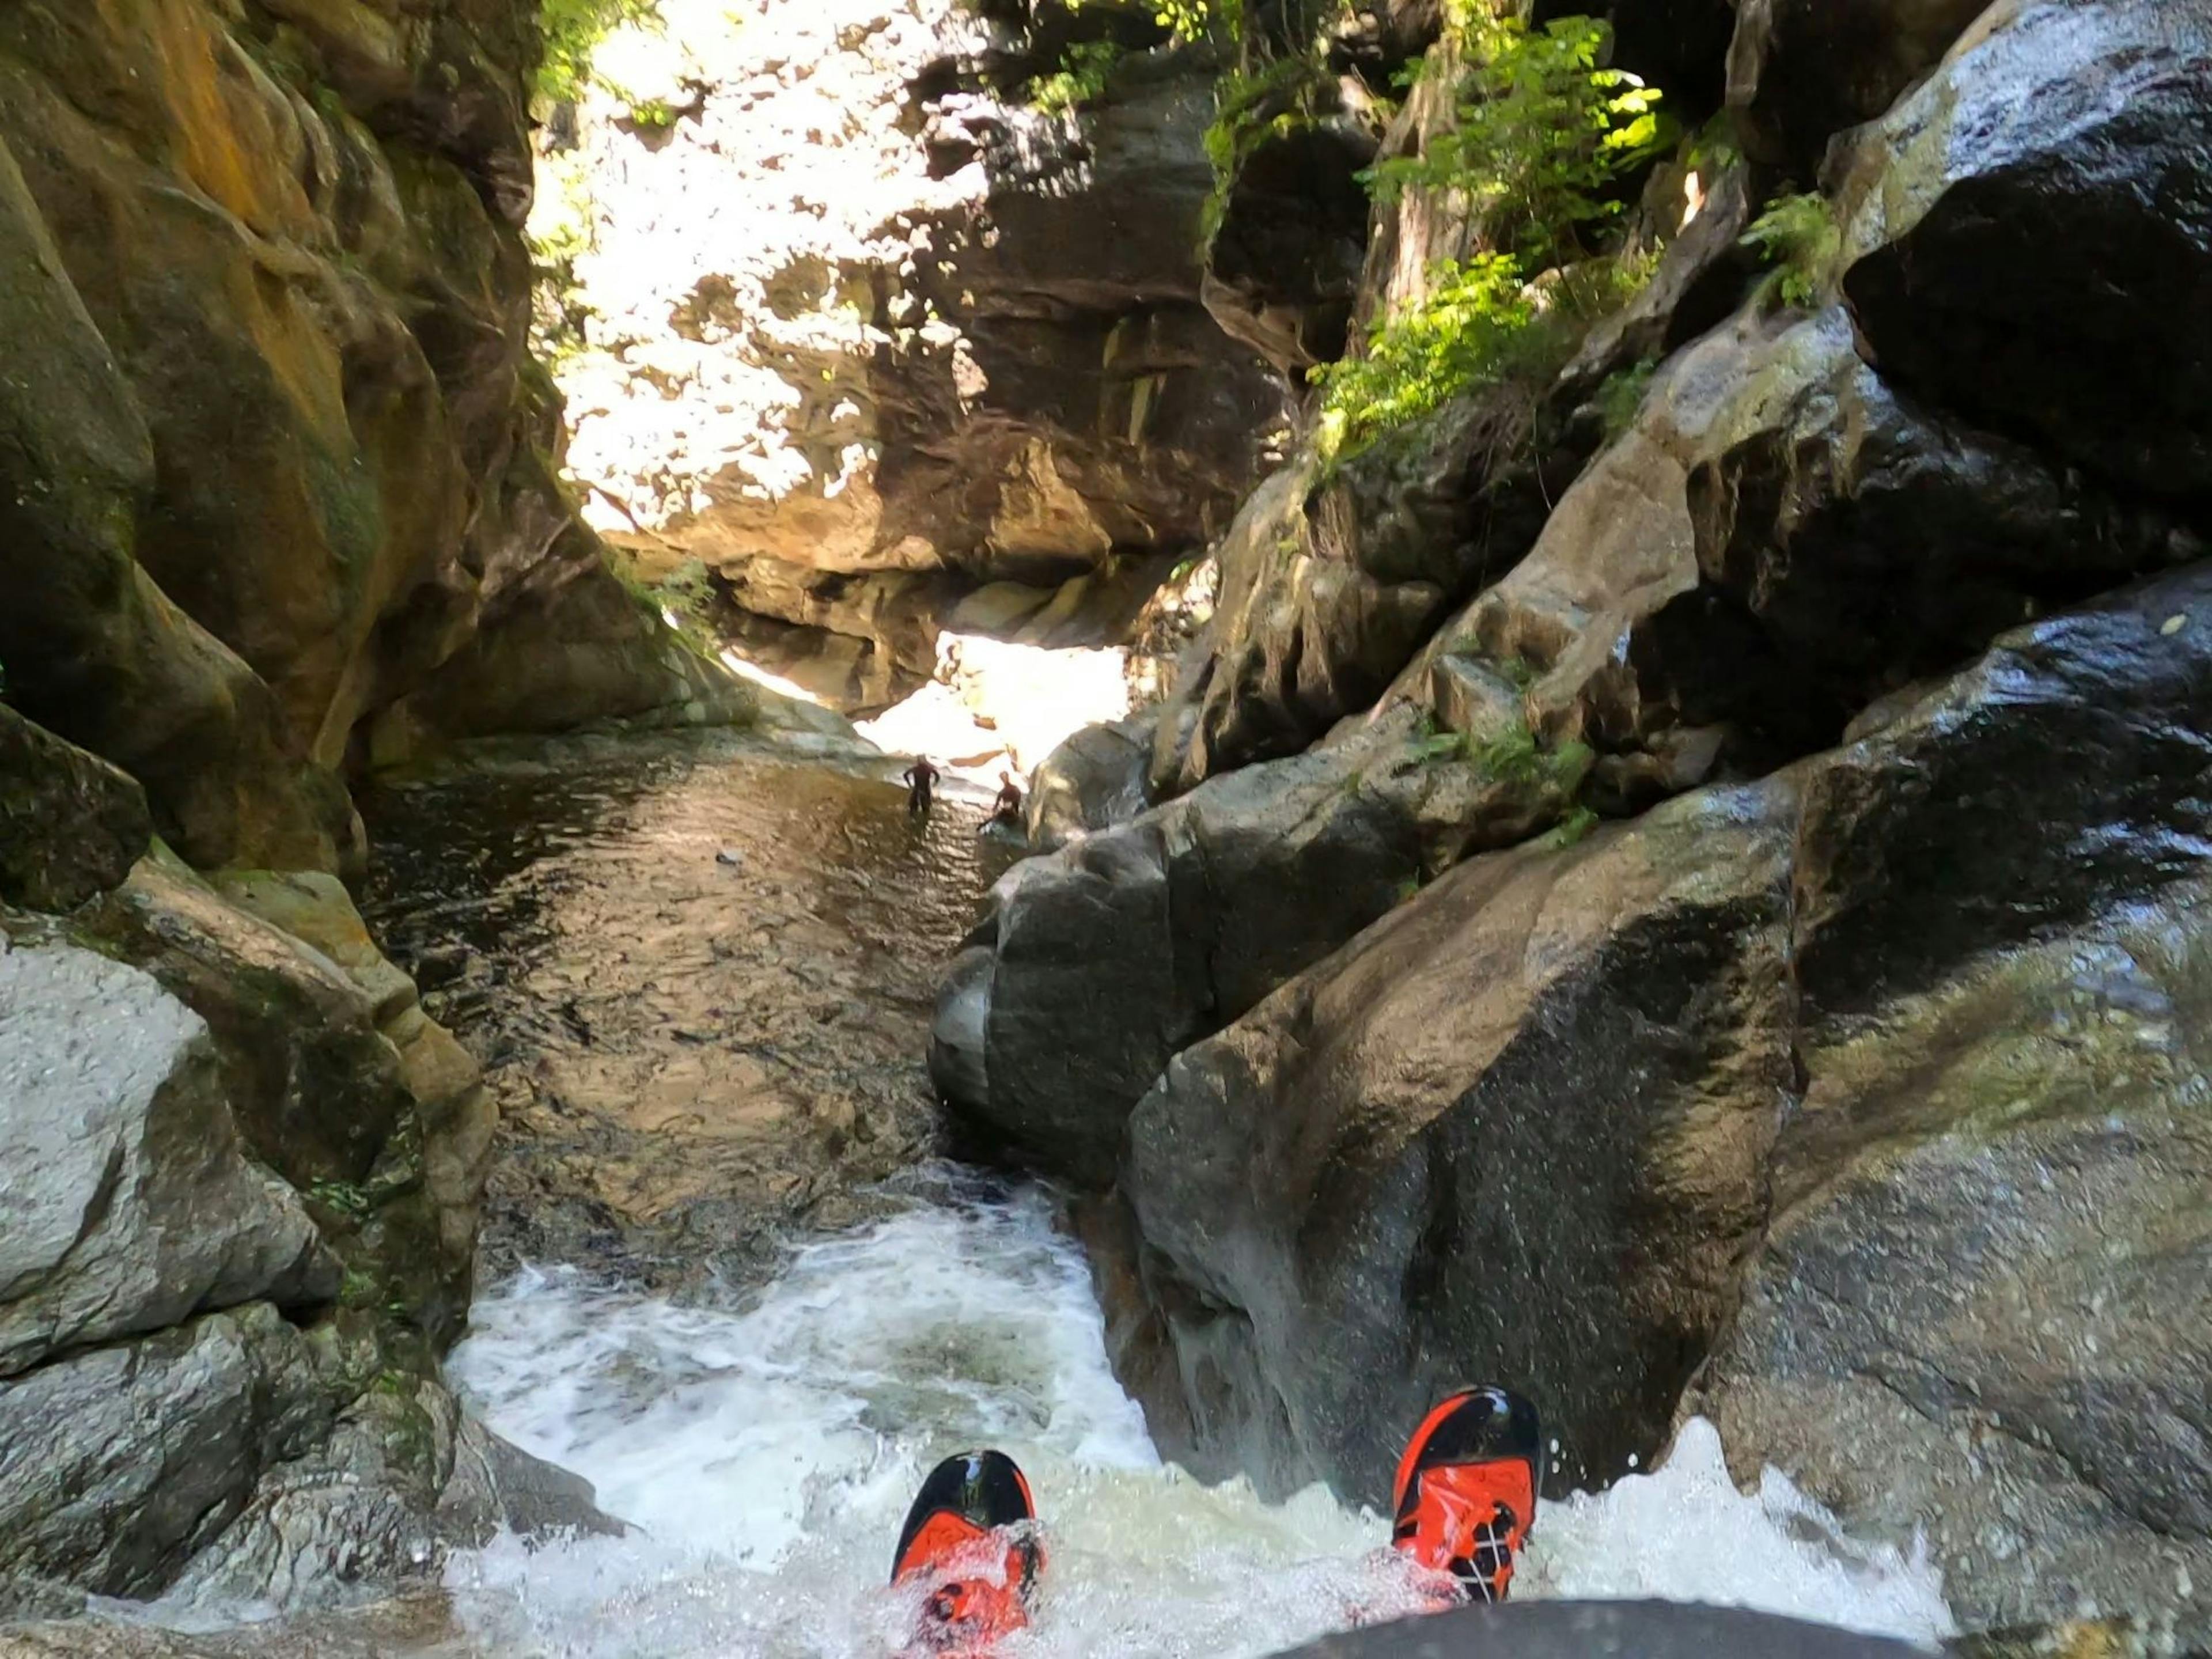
[1835,0,2212,502]
[933,704,1586,1182]
[0,1305,340,1599]
[1724,0,1991,176]
[1118,775,1797,1500]
[1027,713,1160,849]
[1099,564,2212,1637]
[0,1301,616,1608]
[1691,569,2212,1637]
[0,943,336,1378]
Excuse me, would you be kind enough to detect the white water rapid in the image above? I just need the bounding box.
[442,1172,1956,1658]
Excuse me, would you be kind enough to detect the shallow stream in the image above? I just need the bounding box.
[355,730,1956,1658]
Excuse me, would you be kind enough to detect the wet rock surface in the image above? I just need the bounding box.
[1077,567,2212,1641]
[1835,0,2212,502]
[361,729,1018,1287]
[933,704,1585,1183]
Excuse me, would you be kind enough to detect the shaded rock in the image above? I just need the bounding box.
[435,1419,625,1546]
[0,128,344,872]
[1835,0,2212,502]
[1203,111,1376,373]
[0,942,336,1378]
[0,710,150,914]
[0,1305,338,1599]
[366,560,766,769]
[1724,0,1990,176]
[1027,714,1160,850]
[166,1373,618,1607]
[1274,1599,1930,1659]
[1119,777,1797,1500]
[1535,0,1740,123]
[931,704,1586,1183]
[1169,458,1453,789]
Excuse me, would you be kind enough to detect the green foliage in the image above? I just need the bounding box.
[1741,192,1842,310]
[1152,0,1241,47]
[536,0,660,105]
[1315,253,1531,457]
[626,96,677,127]
[1313,250,1652,461]
[308,1178,373,1220]
[1593,356,1657,440]
[1310,14,1667,460]
[1029,40,1123,115]
[1536,804,1600,851]
[1366,16,1670,268]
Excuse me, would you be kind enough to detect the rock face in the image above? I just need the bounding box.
[0,945,335,1379]
[1835,0,2212,503]
[931,703,1588,1181]
[547,0,1287,691]
[941,0,2212,1630]
[1724,0,1990,176]
[0,711,151,915]
[0,696,563,1608]
[1081,571,2212,1641]
[0,0,742,870]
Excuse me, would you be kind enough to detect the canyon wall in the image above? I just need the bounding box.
[935,0,2212,1639]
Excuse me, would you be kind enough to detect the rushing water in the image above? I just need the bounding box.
[354,730,1955,1658]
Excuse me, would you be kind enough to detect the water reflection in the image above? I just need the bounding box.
[359,729,1020,1288]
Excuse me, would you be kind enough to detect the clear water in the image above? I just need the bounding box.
[442,1178,1956,1658]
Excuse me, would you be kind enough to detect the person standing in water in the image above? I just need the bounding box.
[903,756,941,817]
[982,771,1022,835]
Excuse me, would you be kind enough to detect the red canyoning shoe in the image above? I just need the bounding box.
[1391,1387,1545,1605]
[891,1450,1043,1656]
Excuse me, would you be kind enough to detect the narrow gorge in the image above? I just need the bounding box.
[0,0,2206,1655]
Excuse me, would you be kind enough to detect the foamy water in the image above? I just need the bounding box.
[444,1176,1953,1657]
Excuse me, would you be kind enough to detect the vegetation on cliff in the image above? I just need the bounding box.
[1315,13,1669,460]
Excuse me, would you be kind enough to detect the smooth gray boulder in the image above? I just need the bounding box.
[0,941,335,1377]
[1273,1600,1929,1658]
[1026,714,1159,851]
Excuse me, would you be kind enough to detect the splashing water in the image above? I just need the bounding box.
[444,1177,1953,1657]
